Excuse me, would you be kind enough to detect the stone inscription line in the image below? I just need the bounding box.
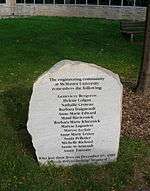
[49,77,104,91]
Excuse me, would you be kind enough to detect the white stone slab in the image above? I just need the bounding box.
[27,60,123,166]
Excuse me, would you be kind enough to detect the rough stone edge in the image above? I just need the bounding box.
[34,60,123,88]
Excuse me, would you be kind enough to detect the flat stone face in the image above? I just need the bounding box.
[27,60,123,166]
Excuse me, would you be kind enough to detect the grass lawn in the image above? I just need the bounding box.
[0,16,149,191]
[0,16,144,90]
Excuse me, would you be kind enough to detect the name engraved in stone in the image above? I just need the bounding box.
[64,129,77,132]
[60,133,70,137]
[72,115,94,120]
[76,148,92,152]
[78,103,94,107]
[81,119,100,124]
[75,136,91,140]
[78,140,93,144]
[76,124,93,128]
[62,98,92,103]
[63,98,77,103]
[81,111,96,115]
[82,132,94,136]
[61,124,74,128]
[62,141,77,145]
[58,94,78,98]
[74,106,96,111]
[60,115,95,120]
[62,145,72,148]
[61,103,77,107]
[64,149,74,152]
[59,107,74,112]
[60,132,94,137]
[58,94,96,99]
[69,111,80,116]
[70,120,81,124]
[59,112,69,116]
[61,116,71,120]
[78,128,92,132]
[64,137,75,140]
[61,124,93,128]
[79,94,96,98]
[77,98,92,102]
[54,120,69,124]
[61,103,94,107]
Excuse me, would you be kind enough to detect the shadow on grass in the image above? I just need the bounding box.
[0,85,38,162]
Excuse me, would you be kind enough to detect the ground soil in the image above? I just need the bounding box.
[121,86,150,143]
[121,86,150,191]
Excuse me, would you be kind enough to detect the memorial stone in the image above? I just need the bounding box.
[27,60,123,166]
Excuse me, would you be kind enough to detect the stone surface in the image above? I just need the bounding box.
[27,60,123,166]
[0,4,146,21]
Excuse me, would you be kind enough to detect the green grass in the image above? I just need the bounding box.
[0,17,149,191]
[0,16,143,90]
